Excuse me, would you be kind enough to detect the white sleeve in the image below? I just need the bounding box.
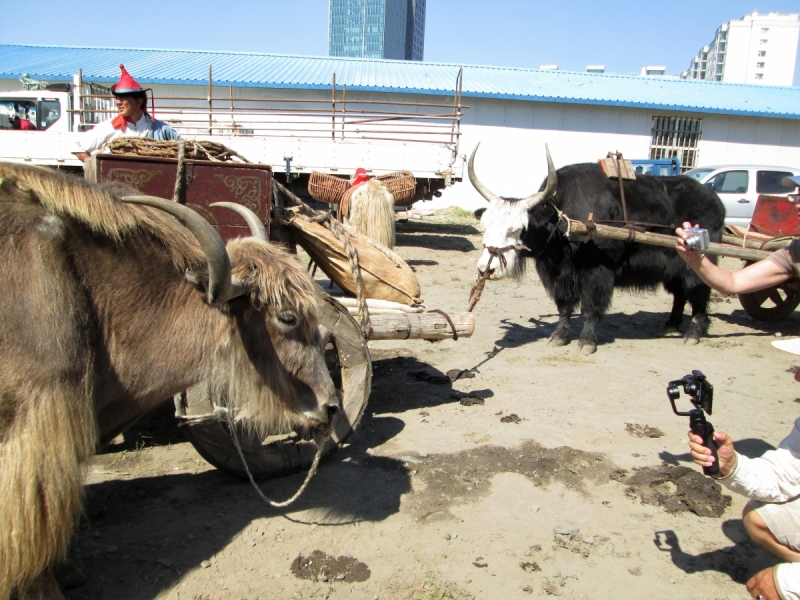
[721,418,800,503]
[775,563,800,600]
[78,120,117,154]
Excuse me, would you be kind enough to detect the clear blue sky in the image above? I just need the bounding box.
[1,1,798,83]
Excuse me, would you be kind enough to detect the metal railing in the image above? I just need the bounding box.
[71,67,466,155]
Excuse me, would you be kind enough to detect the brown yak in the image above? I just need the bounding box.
[0,163,338,599]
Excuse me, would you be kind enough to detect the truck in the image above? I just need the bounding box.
[0,70,465,201]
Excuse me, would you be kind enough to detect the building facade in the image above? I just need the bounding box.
[329,0,425,61]
[682,11,800,86]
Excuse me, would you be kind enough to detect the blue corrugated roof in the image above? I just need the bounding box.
[1,44,799,119]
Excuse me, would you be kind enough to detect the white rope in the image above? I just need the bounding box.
[227,414,332,508]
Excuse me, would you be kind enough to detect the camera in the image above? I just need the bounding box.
[667,370,719,476]
[684,227,710,251]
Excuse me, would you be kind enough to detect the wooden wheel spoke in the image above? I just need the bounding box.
[768,289,787,305]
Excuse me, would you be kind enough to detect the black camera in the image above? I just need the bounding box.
[667,370,719,476]
[685,227,710,251]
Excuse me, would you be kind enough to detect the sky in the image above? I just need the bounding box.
[1,0,799,84]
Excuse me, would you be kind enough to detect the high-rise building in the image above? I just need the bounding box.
[329,0,425,61]
[681,11,799,86]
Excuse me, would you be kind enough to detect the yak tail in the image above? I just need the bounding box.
[347,180,396,249]
[0,379,96,598]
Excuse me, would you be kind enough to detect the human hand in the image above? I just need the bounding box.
[675,221,703,266]
[688,429,735,477]
[747,566,779,599]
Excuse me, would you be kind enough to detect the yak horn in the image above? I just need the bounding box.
[122,195,245,305]
[467,143,500,203]
[210,202,268,242]
[523,145,558,209]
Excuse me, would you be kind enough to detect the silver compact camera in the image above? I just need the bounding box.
[685,227,710,251]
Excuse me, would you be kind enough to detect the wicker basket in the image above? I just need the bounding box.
[308,171,349,204]
[377,171,417,205]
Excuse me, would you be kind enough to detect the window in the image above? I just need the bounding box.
[708,170,748,194]
[649,116,703,170]
[38,100,61,130]
[760,39,768,45]
[761,27,769,33]
[0,99,37,130]
[757,171,795,194]
[757,62,765,68]
[756,73,764,80]
[758,50,766,57]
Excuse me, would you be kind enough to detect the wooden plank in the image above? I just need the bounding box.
[563,219,772,262]
[366,312,474,340]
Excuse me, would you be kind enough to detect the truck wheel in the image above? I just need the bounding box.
[176,294,371,479]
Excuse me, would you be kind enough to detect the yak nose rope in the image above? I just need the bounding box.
[228,414,333,509]
[466,245,514,312]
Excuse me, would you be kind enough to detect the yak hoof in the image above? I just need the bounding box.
[683,336,701,346]
[663,325,681,336]
[578,341,597,355]
[548,336,569,347]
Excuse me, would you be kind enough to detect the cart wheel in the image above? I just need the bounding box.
[738,275,800,321]
[176,293,371,480]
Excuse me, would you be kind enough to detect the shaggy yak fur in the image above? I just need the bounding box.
[474,157,725,354]
[0,163,337,599]
[346,179,395,249]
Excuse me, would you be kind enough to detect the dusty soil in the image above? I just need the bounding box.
[65,210,800,600]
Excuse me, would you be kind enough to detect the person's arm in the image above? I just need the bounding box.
[73,151,90,162]
[676,222,792,294]
[696,419,800,503]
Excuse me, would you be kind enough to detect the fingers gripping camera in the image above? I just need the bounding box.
[685,227,710,252]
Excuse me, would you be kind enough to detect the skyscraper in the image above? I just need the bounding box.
[329,0,425,61]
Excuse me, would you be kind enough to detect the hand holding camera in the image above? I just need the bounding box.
[684,226,710,252]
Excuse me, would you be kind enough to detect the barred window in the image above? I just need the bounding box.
[649,116,703,171]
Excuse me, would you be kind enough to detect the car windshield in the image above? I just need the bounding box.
[684,168,715,182]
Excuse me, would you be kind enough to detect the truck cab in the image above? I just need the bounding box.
[0,88,73,133]
[629,157,682,176]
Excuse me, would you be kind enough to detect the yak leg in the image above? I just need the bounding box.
[548,298,574,347]
[683,275,712,345]
[16,569,66,600]
[663,278,687,335]
[664,271,712,344]
[577,268,614,355]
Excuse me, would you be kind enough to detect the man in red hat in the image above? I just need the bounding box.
[74,64,179,161]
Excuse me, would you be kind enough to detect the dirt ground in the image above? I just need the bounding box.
[65,209,800,600]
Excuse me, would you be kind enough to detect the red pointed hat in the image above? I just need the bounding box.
[349,168,370,188]
[111,64,144,95]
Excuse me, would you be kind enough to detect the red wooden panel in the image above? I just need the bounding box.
[89,154,272,243]
[750,194,800,238]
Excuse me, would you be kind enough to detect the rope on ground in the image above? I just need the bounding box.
[107,138,251,163]
[228,412,333,509]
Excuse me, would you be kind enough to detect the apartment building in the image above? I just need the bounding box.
[682,11,799,86]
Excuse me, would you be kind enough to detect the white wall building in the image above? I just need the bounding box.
[682,11,800,86]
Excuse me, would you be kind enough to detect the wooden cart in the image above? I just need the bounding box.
[87,153,474,479]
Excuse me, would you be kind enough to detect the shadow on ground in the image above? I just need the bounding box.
[66,418,410,600]
[654,523,778,583]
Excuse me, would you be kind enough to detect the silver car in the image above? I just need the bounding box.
[685,164,800,228]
